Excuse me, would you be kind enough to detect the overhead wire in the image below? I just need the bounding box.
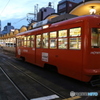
[0,0,57,27]
[0,0,10,16]
[15,0,57,25]
[13,17,27,24]
[0,0,27,26]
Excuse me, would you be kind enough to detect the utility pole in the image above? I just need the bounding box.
[34,4,38,21]
[27,4,39,24]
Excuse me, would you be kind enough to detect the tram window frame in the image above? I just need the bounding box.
[27,36,31,47]
[69,27,81,50]
[70,27,81,37]
[50,31,57,49]
[23,36,27,47]
[17,37,22,47]
[69,37,81,50]
[91,28,100,48]
[58,30,68,49]
[27,36,30,40]
[21,36,24,46]
[30,35,35,48]
[36,35,41,48]
[42,33,48,48]
[50,31,57,38]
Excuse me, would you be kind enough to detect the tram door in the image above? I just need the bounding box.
[35,34,44,66]
[29,35,36,64]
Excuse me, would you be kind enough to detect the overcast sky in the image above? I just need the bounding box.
[0,0,60,30]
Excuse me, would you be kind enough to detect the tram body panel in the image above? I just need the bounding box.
[15,15,100,82]
[82,17,100,81]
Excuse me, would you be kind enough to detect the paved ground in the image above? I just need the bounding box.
[0,50,100,100]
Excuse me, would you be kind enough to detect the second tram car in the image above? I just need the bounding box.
[16,15,100,82]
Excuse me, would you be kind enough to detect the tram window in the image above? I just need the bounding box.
[31,41,34,47]
[24,36,27,40]
[24,41,27,47]
[30,35,34,40]
[21,37,24,46]
[91,28,100,48]
[30,35,35,47]
[50,31,57,38]
[42,33,48,48]
[58,30,67,37]
[70,27,81,36]
[27,36,30,40]
[50,39,57,49]
[36,35,41,48]
[58,38,67,49]
[58,30,67,49]
[17,38,21,47]
[20,37,23,47]
[26,36,31,47]
[24,36,27,47]
[69,37,81,49]
[27,41,31,47]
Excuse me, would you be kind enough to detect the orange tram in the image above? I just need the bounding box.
[16,15,100,82]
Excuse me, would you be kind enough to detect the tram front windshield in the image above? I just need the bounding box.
[91,28,100,48]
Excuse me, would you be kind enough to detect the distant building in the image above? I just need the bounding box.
[2,23,14,34]
[37,7,55,21]
[58,0,81,15]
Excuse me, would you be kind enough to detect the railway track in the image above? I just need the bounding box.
[0,54,70,100]
[0,52,100,100]
[0,67,29,100]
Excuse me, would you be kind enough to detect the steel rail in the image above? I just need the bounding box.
[0,67,29,100]
[5,60,66,99]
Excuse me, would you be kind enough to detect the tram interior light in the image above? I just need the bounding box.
[89,6,96,15]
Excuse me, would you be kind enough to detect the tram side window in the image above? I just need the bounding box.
[50,31,57,49]
[69,27,81,49]
[30,35,35,48]
[91,28,100,48]
[21,37,24,46]
[70,38,81,49]
[42,33,48,48]
[27,36,31,47]
[36,35,41,48]
[70,27,81,36]
[58,30,67,49]
[24,36,27,47]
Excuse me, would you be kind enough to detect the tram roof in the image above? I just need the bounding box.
[16,15,100,36]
